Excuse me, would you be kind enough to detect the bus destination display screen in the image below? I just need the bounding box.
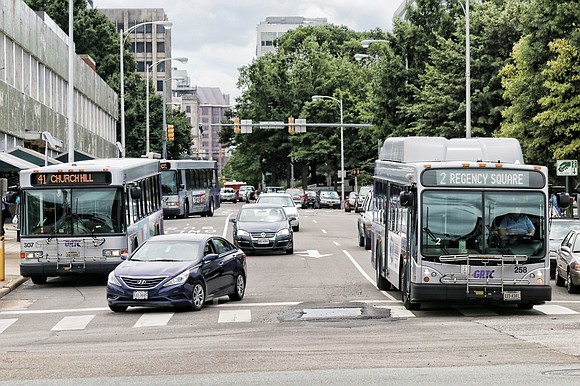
[31,172,112,186]
[421,168,545,188]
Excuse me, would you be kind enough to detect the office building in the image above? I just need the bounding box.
[256,16,327,57]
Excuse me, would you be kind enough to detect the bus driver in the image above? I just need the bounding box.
[498,207,535,237]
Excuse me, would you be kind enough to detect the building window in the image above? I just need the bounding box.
[156,24,166,33]
[157,61,165,72]
[136,42,145,53]
[201,107,209,115]
[157,42,165,53]
[136,61,145,72]
[157,80,164,92]
[185,106,191,113]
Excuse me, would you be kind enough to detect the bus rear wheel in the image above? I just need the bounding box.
[205,200,214,217]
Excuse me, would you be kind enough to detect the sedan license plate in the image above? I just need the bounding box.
[503,291,521,301]
[133,290,148,300]
[257,238,269,245]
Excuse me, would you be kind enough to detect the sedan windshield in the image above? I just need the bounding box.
[258,196,294,207]
[239,207,286,222]
[131,242,200,262]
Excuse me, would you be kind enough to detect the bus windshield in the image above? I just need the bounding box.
[22,188,125,236]
[421,191,545,259]
[161,170,178,194]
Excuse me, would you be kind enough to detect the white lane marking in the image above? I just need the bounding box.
[333,241,340,246]
[133,313,174,327]
[51,315,95,331]
[1,307,109,315]
[535,304,579,315]
[312,220,318,223]
[321,229,327,234]
[216,302,301,307]
[376,305,416,318]
[342,250,398,301]
[218,310,251,323]
[223,213,232,238]
[0,319,17,334]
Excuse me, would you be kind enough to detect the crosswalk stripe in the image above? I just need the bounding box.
[218,310,251,323]
[0,319,17,334]
[51,315,95,331]
[534,304,579,315]
[133,313,174,327]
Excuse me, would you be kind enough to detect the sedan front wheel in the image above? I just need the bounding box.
[229,274,246,301]
[191,282,206,311]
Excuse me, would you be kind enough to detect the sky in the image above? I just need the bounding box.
[93,0,403,102]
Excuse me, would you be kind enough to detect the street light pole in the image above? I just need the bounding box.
[312,95,345,204]
[119,20,172,158]
[145,57,187,155]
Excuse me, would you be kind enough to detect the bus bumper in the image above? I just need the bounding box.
[411,283,551,304]
[20,258,122,277]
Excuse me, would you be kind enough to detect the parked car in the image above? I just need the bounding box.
[106,234,247,312]
[305,190,317,208]
[220,188,237,203]
[315,190,341,209]
[355,186,372,213]
[549,218,580,279]
[239,185,256,201]
[285,188,308,208]
[230,203,294,254]
[357,191,374,250]
[256,193,300,231]
[344,191,358,212]
[555,228,580,293]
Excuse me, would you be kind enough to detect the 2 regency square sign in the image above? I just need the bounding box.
[421,168,545,188]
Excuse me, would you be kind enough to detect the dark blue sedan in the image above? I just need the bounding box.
[106,234,247,312]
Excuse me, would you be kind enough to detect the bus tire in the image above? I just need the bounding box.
[364,234,371,250]
[402,264,420,310]
[205,200,214,217]
[375,247,391,290]
[358,229,364,247]
[181,202,189,219]
[31,276,47,285]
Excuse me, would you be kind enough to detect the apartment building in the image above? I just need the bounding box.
[256,16,328,57]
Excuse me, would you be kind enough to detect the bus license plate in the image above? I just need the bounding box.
[503,291,521,301]
[257,238,269,245]
[133,291,148,300]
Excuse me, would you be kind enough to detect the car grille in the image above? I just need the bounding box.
[121,276,166,289]
[250,232,276,238]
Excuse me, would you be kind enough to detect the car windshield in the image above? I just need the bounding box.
[359,186,372,196]
[259,196,294,207]
[321,191,339,199]
[239,207,286,222]
[131,241,200,262]
[550,221,580,239]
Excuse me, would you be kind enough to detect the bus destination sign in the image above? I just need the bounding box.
[31,172,112,186]
[422,168,545,188]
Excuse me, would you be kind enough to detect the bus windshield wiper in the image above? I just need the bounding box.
[423,226,449,255]
[486,224,511,255]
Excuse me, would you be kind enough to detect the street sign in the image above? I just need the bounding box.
[295,118,307,133]
[259,121,285,129]
[241,119,252,134]
[557,160,578,176]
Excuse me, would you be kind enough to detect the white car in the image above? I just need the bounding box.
[256,193,300,231]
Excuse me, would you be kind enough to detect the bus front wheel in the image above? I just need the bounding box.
[31,276,47,285]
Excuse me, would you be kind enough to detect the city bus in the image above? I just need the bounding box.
[18,158,164,284]
[160,159,219,218]
[371,137,554,310]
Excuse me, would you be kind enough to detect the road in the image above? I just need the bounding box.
[1,203,580,385]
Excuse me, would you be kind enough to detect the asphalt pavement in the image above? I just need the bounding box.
[0,223,28,298]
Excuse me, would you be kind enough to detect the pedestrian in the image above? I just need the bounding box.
[1,196,11,236]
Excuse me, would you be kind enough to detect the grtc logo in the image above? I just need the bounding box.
[473,269,494,279]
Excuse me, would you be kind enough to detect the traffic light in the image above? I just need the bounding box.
[233,117,241,133]
[220,148,225,157]
[167,124,175,142]
[288,116,295,134]
[352,169,360,175]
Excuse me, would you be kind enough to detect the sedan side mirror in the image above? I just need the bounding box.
[203,253,219,262]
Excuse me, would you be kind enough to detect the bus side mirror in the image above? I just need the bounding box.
[557,192,570,209]
[400,191,414,207]
[130,186,142,200]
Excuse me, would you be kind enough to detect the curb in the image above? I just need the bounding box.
[0,276,29,298]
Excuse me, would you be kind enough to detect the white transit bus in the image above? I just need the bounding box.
[160,159,220,218]
[19,158,164,284]
[371,137,553,310]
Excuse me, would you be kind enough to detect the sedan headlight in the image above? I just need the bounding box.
[237,229,250,237]
[164,270,190,287]
[277,228,290,237]
[108,271,122,287]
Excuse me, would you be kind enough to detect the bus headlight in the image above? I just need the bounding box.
[23,251,43,259]
[103,249,122,257]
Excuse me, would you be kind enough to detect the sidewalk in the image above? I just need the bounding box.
[0,224,29,298]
